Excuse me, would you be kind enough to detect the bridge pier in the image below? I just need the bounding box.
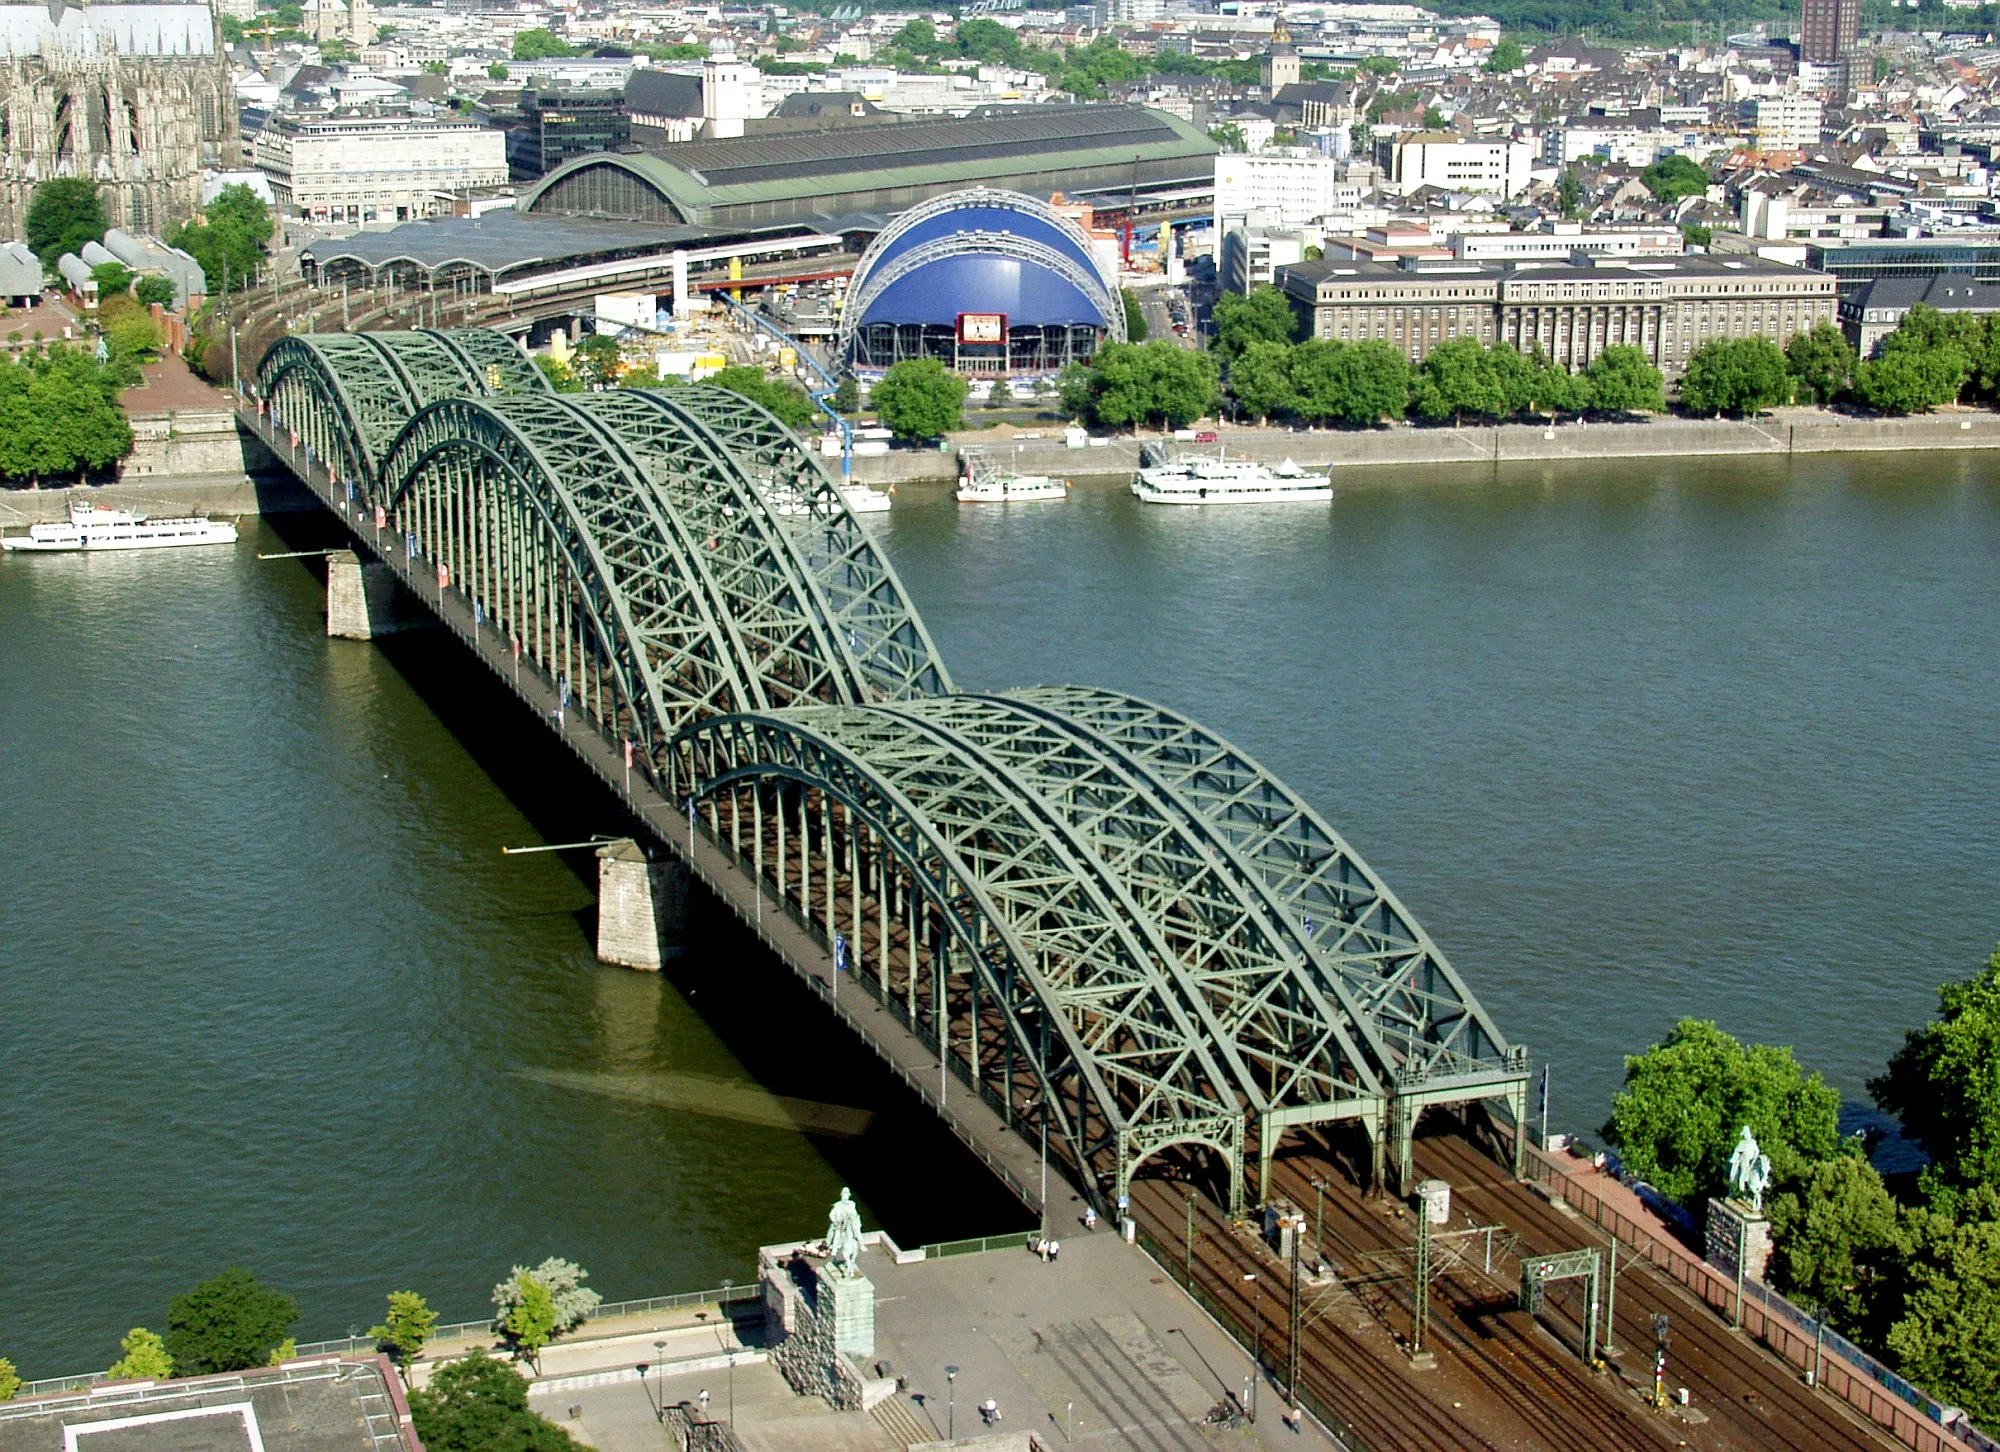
[595,838,687,971]
[326,550,424,640]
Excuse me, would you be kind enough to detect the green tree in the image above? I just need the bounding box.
[1290,339,1408,426]
[1583,345,1665,414]
[1765,1157,1901,1336]
[1681,222,1712,249]
[866,357,966,439]
[1357,54,1398,76]
[99,295,163,362]
[704,366,815,430]
[1485,37,1525,71]
[1556,169,1582,218]
[571,332,622,387]
[0,1357,17,1402]
[1211,285,1296,363]
[1055,360,1096,421]
[1122,289,1148,343]
[502,1275,557,1370]
[169,183,271,294]
[1883,1201,2000,1426]
[1854,347,1964,415]
[1208,121,1247,152]
[1679,337,1791,416]
[26,179,107,269]
[1872,947,2000,1194]
[1411,337,1504,423]
[830,374,860,413]
[1601,1018,1845,1205]
[1640,154,1709,205]
[91,261,135,296]
[409,1353,580,1452]
[0,347,133,482]
[488,62,510,79]
[165,1269,299,1376]
[107,1327,174,1382]
[1227,339,1297,421]
[134,275,176,310]
[511,27,576,59]
[1784,322,1855,405]
[535,355,580,392]
[370,1292,440,1374]
[1088,340,1217,430]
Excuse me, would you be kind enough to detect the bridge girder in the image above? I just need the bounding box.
[250,327,1528,1209]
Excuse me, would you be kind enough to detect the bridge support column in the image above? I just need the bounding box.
[595,839,686,971]
[326,550,421,640]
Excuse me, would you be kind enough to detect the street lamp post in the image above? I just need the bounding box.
[945,1365,959,1441]
[652,1341,667,1422]
[1244,1273,1261,1370]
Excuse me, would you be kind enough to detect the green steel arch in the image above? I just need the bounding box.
[252,328,1528,1208]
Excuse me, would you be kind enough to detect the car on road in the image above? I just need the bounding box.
[1193,430,1219,443]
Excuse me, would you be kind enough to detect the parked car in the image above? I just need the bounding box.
[1193,430,1219,443]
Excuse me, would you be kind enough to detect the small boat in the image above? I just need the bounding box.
[1131,445,1332,505]
[840,483,893,514]
[1,501,239,552]
[957,451,1069,503]
[763,481,893,517]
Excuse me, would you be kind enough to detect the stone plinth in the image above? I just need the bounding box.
[820,1268,875,1361]
[595,840,686,971]
[326,550,422,640]
[1706,1197,1773,1285]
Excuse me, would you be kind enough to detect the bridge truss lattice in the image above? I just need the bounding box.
[253,329,1528,1211]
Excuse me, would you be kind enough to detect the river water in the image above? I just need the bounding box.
[3,450,1996,1376]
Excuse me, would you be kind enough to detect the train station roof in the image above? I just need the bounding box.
[300,210,793,284]
[520,104,1218,226]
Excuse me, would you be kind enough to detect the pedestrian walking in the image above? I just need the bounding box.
[1035,1236,1048,1262]
[1049,1239,1061,1262]
[1083,1206,1098,1231]
[980,1398,1001,1425]
[1284,1405,1304,1433]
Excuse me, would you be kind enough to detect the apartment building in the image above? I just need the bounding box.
[1276,254,1838,374]
[1388,132,1537,198]
[1214,151,1361,229]
[255,113,508,221]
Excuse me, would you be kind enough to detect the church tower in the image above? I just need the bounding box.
[1262,16,1300,93]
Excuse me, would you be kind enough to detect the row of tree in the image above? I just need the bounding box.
[0,345,135,486]
[1604,945,2000,1423]
[23,179,270,294]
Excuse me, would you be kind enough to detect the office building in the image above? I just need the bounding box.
[255,113,507,222]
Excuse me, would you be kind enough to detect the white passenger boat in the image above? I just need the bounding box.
[840,483,893,514]
[1,501,239,552]
[1131,446,1332,505]
[957,452,1069,503]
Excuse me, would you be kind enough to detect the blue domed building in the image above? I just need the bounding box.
[840,189,1125,381]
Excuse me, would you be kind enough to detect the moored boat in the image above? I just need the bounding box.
[1,501,239,552]
[1131,445,1332,505]
[957,451,1069,503]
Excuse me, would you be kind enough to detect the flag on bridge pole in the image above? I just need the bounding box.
[557,675,569,726]
[405,532,416,561]
[834,932,848,976]
[623,738,633,795]
[374,504,386,533]
[344,478,354,507]
[436,563,449,595]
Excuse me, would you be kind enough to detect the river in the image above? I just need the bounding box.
[2,449,1995,1376]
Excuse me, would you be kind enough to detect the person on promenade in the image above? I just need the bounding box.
[1048,1239,1061,1262]
[1083,1206,1098,1231]
[980,1398,1001,1424]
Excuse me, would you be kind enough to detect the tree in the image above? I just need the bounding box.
[1872,947,2000,1194]
[830,374,860,414]
[491,1258,600,1336]
[865,357,966,439]
[1485,37,1525,71]
[1783,322,1854,405]
[370,1292,440,1374]
[0,1357,16,1402]
[0,346,133,483]
[165,1269,299,1376]
[1227,340,1297,421]
[502,1275,557,1370]
[1207,122,1247,153]
[535,355,580,392]
[1601,1018,1846,1206]
[1411,337,1504,423]
[1556,169,1582,218]
[134,275,175,310]
[1357,55,1398,76]
[1679,337,1791,417]
[1290,340,1408,426]
[1087,340,1217,431]
[511,28,576,59]
[1883,1202,2000,1426]
[1122,289,1148,343]
[410,1354,580,1452]
[488,62,510,80]
[704,366,815,431]
[1682,222,1712,249]
[1641,154,1710,205]
[1765,1157,1901,1336]
[91,261,135,296]
[1584,345,1665,414]
[1211,285,1296,363]
[26,179,106,269]
[1854,347,1965,415]
[169,184,270,294]
[99,295,163,363]
[107,1327,175,1382]
[571,332,622,388]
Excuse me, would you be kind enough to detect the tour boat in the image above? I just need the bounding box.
[764,482,893,517]
[840,483,893,514]
[1131,447,1332,505]
[1,501,239,552]
[957,452,1069,503]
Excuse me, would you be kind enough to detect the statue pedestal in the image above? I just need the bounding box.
[1706,1197,1772,1285]
[819,1268,875,1361]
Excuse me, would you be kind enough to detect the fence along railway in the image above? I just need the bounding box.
[248,324,1530,1219]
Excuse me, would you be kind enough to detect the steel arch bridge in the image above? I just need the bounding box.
[253,329,1528,1211]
